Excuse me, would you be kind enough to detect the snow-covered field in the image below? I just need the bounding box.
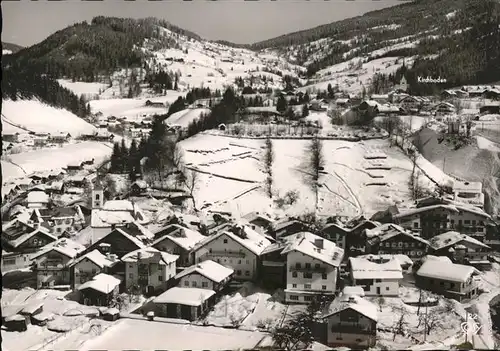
[179,134,440,218]
[2,99,97,135]
[2,141,112,181]
[57,79,109,99]
[476,136,500,152]
[79,318,268,350]
[165,108,210,128]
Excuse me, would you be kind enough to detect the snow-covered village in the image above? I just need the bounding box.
[2,1,500,350]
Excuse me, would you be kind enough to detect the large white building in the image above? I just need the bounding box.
[348,256,403,296]
[282,232,344,304]
[192,224,271,281]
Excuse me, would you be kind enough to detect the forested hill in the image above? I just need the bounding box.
[2,42,24,54]
[3,17,201,81]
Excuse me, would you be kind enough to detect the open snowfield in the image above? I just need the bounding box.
[2,99,97,135]
[88,91,185,118]
[1,160,26,181]
[79,318,268,350]
[179,134,436,218]
[57,79,109,98]
[165,108,210,128]
[2,142,111,180]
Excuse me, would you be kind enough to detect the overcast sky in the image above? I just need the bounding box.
[2,0,402,47]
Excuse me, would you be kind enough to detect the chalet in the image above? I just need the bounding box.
[175,259,234,292]
[241,211,273,235]
[335,98,351,108]
[428,231,491,270]
[77,273,121,306]
[464,86,487,98]
[357,100,379,115]
[482,89,500,100]
[2,219,56,253]
[282,232,344,304]
[376,104,401,116]
[271,219,310,239]
[370,94,389,104]
[192,224,271,281]
[479,103,500,115]
[434,102,456,115]
[441,90,457,100]
[452,181,484,209]
[145,100,165,108]
[131,180,148,196]
[32,238,85,288]
[32,206,86,236]
[259,239,289,289]
[47,181,65,195]
[399,95,424,112]
[26,191,50,209]
[309,99,329,111]
[68,249,119,289]
[321,223,349,250]
[152,224,205,267]
[122,247,178,295]
[365,223,430,261]
[321,292,378,348]
[2,183,21,203]
[28,173,48,185]
[262,98,274,107]
[348,256,403,296]
[153,287,216,321]
[66,162,84,173]
[50,133,71,144]
[65,175,86,188]
[415,260,479,301]
[3,133,19,143]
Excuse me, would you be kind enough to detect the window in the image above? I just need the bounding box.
[398,242,403,247]
[450,283,455,289]
[385,242,390,247]
[292,271,298,278]
[386,287,390,291]
[292,284,297,288]
[223,239,228,244]
[322,285,327,290]
[91,268,97,275]
[238,260,242,264]
[129,264,133,269]
[472,220,476,225]
[303,272,312,279]
[314,263,320,269]
[56,228,62,233]
[237,270,242,275]
[356,339,362,342]
[246,260,250,264]
[304,296,312,302]
[158,275,163,281]
[375,279,381,283]
[202,282,208,288]
[464,220,470,225]
[295,263,301,269]
[245,271,250,276]
[322,273,327,279]
[336,337,343,341]
[413,222,419,228]
[305,284,311,289]
[192,281,197,287]
[95,201,100,207]
[95,194,100,200]
[209,248,212,253]
[305,263,311,269]
[129,273,133,278]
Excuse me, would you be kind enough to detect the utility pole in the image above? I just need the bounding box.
[423,303,428,342]
[465,311,469,344]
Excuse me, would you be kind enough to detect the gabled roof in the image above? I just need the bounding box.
[122,247,178,265]
[323,294,378,322]
[153,287,215,306]
[9,227,58,248]
[77,273,121,294]
[429,231,490,251]
[417,260,478,283]
[174,259,234,283]
[68,249,117,269]
[152,224,205,251]
[366,223,429,246]
[280,232,344,267]
[32,238,85,260]
[349,256,403,280]
[27,191,49,204]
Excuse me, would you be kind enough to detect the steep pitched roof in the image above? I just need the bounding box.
[68,249,117,269]
[323,294,378,322]
[174,259,234,283]
[31,238,85,260]
[281,232,344,267]
[121,247,178,265]
[152,224,205,251]
[417,260,478,283]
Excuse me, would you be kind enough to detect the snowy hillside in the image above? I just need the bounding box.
[165,108,210,128]
[1,99,97,135]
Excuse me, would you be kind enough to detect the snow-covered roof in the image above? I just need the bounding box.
[174,259,234,283]
[153,287,216,306]
[91,209,136,227]
[417,260,478,283]
[377,104,400,113]
[453,181,482,193]
[103,200,134,211]
[32,238,85,260]
[323,294,378,322]
[342,286,365,297]
[77,273,121,294]
[9,227,57,248]
[281,232,344,267]
[366,223,429,246]
[153,224,205,251]
[349,256,403,280]
[122,247,178,265]
[27,191,49,204]
[133,180,148,189]
[196,224,272,256]
[335,98,350,104]
[429,231,490,251]
[371,94,389,99]
[395,203,490,220]
[241,211,273,225]
[68,249,117,269]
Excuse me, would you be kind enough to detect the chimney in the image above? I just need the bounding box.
[348,296,357,303]
[137,251,142,260]
[314,238,324,250]
[251,225,256,230]
[108,254,117,262]
[111,224,116,230]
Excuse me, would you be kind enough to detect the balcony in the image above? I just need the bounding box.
[331,325,376,335]
[289,265,327,274]
[206,250,246,258]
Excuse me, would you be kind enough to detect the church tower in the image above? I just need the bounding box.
[91,179,104,209]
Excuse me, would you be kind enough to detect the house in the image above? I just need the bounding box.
[385,201,491,241]
[370,94,389,104]
[145,100,166,108]
[77,273,122,306]
[90,188,150,243]
[321,292,377,348]
[131,180,148,196]
[271,219,310,239]
[262,98,274,107]
[32,238,85,288]
[68,249,119,290]
[365,223,430,260]
[441,90,457,100]
[399,96,424,112]
[1,251,34,272]
[33,206,86,236]
[348,256,403,296]
[434,102,456,115]
[479,103,500,115]
[482,89,500,100]
[335,98,351,108]
[1,220,57,253]
[65,175,86,188]
[428,231,491,270]
[322,219,379,255]
[66,162,84,173]
[28,173,48,185]
[464,86,487,98]
[47,181,65,195]
[2,183,21,203]
[259,239,290,289]
[152,224,205,267]
[376,104,402,116]
[3,133,19,143]
[50,133,71,144]
[122,247,178,295]
[395,76,408,92]
[415,260,479,301]
[321,223,349,250]
[309,99,328,111]
[241,211,273,235]
[152,287,216,321]
[357,100,379,116]
[192,224,272,281]
[452,181,484,209]
[282,232,344,304]
[175,259,234,292]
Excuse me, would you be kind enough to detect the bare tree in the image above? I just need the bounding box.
[375,116,402,143]
[183,168,200,210]
[392,308,409,341]
[377,296,386,312]
[418,307,443,337]
[263,137,274,198]
[307,137,324,209]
